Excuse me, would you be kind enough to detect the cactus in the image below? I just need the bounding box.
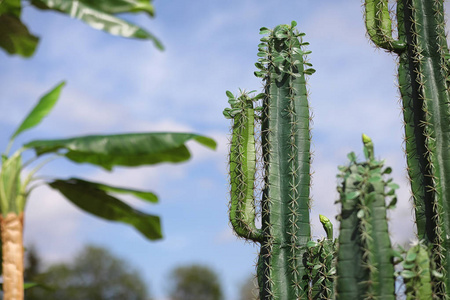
[364,0,450,296]
[225,4,450,296]
[306,215,336,300]
[402,241,434,299]
[335,135,398,299]
[224,22,315,299]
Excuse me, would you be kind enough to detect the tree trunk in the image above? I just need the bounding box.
[1,212,24,300]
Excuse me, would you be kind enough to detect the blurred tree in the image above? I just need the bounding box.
[24,246,41,282]
[168,264,223,300]
[23,245,42,300]
[239,275,259,300]
[25,245,150,300]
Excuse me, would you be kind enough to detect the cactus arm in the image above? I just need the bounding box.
[224,92,263,242]
[364,0,406,53]
[336,137,395,300]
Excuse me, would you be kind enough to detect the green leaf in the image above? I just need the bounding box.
[307,241,318,248]
[353,174,364,182]
[387,197,397,209]
[24,282,38,290]
[383,167,392,174]
[253,93,265,101]
[400,270,416,279]
[48,179,162,240]
[0,15,39,57]
[11,82,65,140]
[226,91,234,99]
[303,68,316,75]
[30,0,163,49]
[347,152,357,162]
[290,20,297,27]
[32,0,155,15]
[25,133,216,171]
[387,182,400,190]
[0,0,22,17]
[61,178,158,203]
[259,27,270,35]
[257,51,266,57]
[346,191,360,200]
[368,175,382,183]
[405,251,417,262]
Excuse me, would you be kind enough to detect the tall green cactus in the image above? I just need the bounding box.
[335,135,398,300]
[364,0,450,296]
[224,22,315,299]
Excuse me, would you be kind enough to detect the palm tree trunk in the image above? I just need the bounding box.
[1,212,24,300]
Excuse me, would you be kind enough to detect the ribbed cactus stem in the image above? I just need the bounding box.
[336,136,396,300]
[364,0,450,296]
[257,23,313,300]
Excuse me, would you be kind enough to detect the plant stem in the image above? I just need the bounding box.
[1,212,24,300]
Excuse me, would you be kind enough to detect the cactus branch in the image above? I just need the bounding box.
[225,91,263,242]
[364,0,406,52]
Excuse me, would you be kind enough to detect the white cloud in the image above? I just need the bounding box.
[24,185,84,264]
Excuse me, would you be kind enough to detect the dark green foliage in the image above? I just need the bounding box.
[25,246,150,300]
[168,264,223,300]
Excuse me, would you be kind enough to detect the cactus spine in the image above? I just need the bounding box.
[364,0,450,296]
[224,22,315,299]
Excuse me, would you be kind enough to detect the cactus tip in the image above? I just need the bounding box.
[362,133,372,144]
[319,214,333,240]
[319,214,329,224]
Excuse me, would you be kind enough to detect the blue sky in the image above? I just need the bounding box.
[1,1,448,299]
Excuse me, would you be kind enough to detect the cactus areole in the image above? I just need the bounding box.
[224,22,315,300]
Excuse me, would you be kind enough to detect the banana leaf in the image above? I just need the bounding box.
[30,0,162,48]
[57,177,158,203]
[25,133,217,170]
[49,178,162,240]
[0,15,39,57]
[11,82,65,141]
